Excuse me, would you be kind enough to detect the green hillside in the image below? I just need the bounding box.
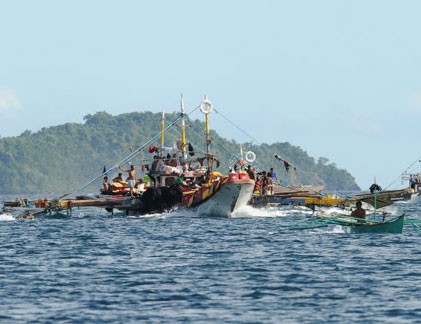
[0,111,360,195]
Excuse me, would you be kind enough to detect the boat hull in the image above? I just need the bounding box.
[196,178,255,216]
[335,215,405,234]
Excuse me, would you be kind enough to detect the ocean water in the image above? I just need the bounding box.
[0,197,420,323]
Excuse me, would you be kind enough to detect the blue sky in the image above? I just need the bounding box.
[1,0,421,189]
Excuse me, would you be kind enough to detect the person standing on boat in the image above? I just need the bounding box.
[261,171,269,196]
[266,171,274,195]
[270,167,277,181]
[149,155,163,186]
[351,201,366,219]
[120,164,136,198]
[247,165,256,180]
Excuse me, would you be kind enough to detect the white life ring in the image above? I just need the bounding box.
[200,98,214,114]
[245,151,256,163]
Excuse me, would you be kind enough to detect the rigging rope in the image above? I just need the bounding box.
[183,114,240,161]
[212,108,324,186]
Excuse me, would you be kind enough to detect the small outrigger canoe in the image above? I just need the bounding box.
[330,214,405,234]
[289,214,405,234]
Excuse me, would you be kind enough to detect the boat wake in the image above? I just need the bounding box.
[0,213,16,221]
[316,206,351,217]
[404,194,421,205]
[231,205,313,218]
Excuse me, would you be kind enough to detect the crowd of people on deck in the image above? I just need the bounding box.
[101,165,148,197]
[100,151,284,200]
[229,163,278,196]
[253,168,277,196]
[14,197,49,208]
[100,155,212,198]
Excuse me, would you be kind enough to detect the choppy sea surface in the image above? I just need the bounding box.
[1,195,420,323]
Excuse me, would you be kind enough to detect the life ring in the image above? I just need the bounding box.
[200,98,214,114]
[245,151,256,163]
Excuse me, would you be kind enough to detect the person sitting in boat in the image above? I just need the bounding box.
[112,173,125,184]
[254,180,262,195]
[351,201,366,219]
[247,165,256,180]
[143,174,151,187]
[119,165,136,198]
[101,176,112,194]
[175,175,189,187]
[199,174,208,184]
[135,179,146,193]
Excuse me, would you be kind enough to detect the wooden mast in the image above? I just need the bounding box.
[180,94,187,159]
[160,111,165,156]
[200,95,214,169]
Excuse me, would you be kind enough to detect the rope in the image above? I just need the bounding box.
[213,108,324,186]
[183,114,240,161]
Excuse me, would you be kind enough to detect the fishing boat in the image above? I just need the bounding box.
[42,95,256,217]
[328,214,405,234]
[289,214,405,234]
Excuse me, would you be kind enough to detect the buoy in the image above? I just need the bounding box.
[200,96,214,114]
[245,151,256,163]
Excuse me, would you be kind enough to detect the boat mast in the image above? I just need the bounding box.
[200,95,214,169]
[180,94,187,159]
[373,176,378,218]
[161,111,165,156]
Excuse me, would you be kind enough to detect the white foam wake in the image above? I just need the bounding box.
[0,213,16,221]
[231,205,313,218]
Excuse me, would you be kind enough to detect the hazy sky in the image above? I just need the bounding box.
[1,0,421,189]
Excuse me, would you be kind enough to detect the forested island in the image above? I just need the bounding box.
[0,111,360,194]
